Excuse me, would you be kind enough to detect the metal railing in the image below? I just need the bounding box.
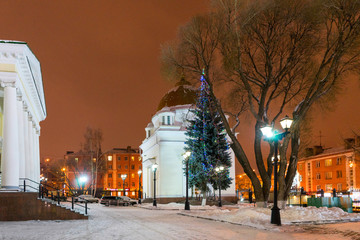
[19,178,89,215]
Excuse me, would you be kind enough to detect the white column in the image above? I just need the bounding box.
[31,123,37,190]
[1,81,20,190]
[17,95,26,181]
[28,115,34,190]
[23,105,31,182]
[34,128,40,184]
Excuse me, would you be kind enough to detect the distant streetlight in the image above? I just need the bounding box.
[79,176,88,194]
[138,170,142,204]
[152,163,158,207]
[121,174,127,196]
[215,166,225,207]
[260,115,293,226]
[79,176,87,184]
[183,151,191,210]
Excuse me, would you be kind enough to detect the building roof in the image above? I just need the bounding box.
[107,147,139,154]
[157,76,197,111]
[299,146,354,161]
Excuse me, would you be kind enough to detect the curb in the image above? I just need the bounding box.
[177,212,360,227]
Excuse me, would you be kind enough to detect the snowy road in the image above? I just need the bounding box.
[0,204,359,240]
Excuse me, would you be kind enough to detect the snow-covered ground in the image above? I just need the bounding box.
[0,202,359,240]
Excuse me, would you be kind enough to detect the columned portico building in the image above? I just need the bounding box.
[0,41,46,191]
[140,78,236,203]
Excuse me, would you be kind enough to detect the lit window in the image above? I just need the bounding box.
[131,173,135,178]
[132,192,135,196]
[336,170,342,178]
[325,184,332,192]
[131,156,134,161]
[337,183,342,191]
[75,158,78,161]
[325,159,332,167]
[108,156,113,161]
[139,157,142,161]
[325,172,332,179]
[316,185,321,191]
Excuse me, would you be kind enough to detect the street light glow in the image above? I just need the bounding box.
[260,125,274,138]
[79,176,88,183]
[152,163,158,172]
[183,151,191,159]
[121,174,127,180]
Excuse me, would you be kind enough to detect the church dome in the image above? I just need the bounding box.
[157,76,197,111]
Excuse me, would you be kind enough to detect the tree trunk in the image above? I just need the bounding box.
[201,191,207,206]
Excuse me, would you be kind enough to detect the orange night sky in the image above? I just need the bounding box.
[1,0,360,172]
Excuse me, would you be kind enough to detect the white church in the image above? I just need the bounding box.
[140,77,236,203]
[0,41,46,191]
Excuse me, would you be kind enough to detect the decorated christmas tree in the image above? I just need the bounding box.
[184,73,232,203]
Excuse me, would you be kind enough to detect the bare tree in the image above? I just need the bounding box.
[162,0,360,207]
[83,127,105,197]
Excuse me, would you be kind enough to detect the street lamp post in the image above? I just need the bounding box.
[183,151,191,210]
[121,174,127,196]
[138,170,142,204]
[260,115,293,226]
[152,163,158,207]
[215,166,224,207]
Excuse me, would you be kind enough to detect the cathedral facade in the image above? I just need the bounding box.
[140,78,236,202]
[0,41,46,191]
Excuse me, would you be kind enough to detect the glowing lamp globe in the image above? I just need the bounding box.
[260,125,274,138]
[183,151,191,159]
[280,115,293,131]
[152,163,158,172]
[79,176,88,183]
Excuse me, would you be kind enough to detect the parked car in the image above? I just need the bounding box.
[75,195,99,203]
[119,196,138,205]
[100,196,129,206]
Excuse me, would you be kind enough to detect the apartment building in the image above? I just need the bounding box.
[297,139,360,194]
[103,146,142,198]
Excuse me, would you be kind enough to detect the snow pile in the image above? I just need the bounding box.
[183,205,360,230]
[142,203,360,230]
